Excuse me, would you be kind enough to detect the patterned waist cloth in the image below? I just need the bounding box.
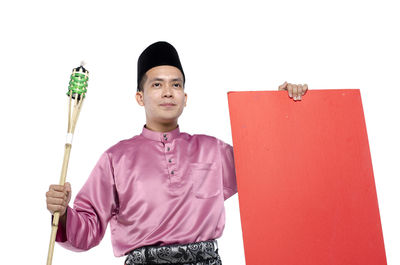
[125,239,222,265]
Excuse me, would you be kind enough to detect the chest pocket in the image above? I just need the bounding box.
[189,162,221,199]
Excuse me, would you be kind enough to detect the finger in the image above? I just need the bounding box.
[287,84,293,98]
[47,190,68,199]
[47,197,67,206]
[65,183,72,201]
[292,85,298,100]
[64,182,71,191]
[302,84,308,95]
[296,84,303,100]
[278,81,288,91]
[49,184,65,192]
[47,204,65,214]
[64,182,71,195]
[47,204,57,214]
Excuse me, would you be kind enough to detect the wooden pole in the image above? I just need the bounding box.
[46,95,84,265]
[46,64,88,265]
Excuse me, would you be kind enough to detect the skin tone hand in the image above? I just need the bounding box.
[46,182,71,226]
[278,81,308,101]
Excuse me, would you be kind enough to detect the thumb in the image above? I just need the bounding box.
[278,81,288,91]
[64,182,72,200]
[64,182,71,192]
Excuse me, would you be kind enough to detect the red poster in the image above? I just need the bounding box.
[227,89,386,265]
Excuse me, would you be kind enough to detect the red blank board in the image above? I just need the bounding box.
[227,89,386,265]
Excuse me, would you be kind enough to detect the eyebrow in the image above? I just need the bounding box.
[149,78,183,82]
[149,78,164,82]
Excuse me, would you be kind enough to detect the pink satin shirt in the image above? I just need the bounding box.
[56,125,238,257]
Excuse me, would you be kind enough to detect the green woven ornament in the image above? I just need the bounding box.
[66,64,89,99]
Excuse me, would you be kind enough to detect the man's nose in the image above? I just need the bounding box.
[162,85,173,97]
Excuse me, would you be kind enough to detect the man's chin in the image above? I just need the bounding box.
[157,116,180,124]
[159,112,182,121]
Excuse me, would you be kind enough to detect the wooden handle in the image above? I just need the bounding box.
[47,93,84,265]
[47,224,58,265]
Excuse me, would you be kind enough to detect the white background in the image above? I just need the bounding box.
[0,0,399,264]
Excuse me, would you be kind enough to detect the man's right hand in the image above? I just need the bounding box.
[46,182,71,217]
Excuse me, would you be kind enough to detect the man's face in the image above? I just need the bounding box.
[136,65,187,126]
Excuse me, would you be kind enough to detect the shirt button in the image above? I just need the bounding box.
[168,159,172,163]
[171,170,174,174]
[164,137,168,141]
[167,147,170,151]
[163,133,167,137]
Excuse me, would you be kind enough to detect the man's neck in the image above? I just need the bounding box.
[145,121,178,132]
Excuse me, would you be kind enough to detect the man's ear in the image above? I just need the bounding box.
[184,92,187,107]
[136,91,144,106]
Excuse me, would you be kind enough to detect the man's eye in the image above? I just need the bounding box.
[173,83,181,88]
[153,83,161,87]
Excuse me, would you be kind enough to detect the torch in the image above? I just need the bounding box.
[46,63,89,265]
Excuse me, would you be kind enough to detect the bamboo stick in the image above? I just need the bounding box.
[46,64,87,265]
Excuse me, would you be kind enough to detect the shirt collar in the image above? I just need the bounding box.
[141,124,181,143]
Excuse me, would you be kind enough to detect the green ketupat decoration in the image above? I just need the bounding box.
[67,63,89,99]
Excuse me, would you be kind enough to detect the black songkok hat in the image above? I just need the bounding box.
[137,41,185,91]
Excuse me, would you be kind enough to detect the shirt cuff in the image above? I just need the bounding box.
[223,186,237,200]
[54,206,71,243]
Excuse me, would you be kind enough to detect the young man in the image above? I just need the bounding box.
[46,41,308,265]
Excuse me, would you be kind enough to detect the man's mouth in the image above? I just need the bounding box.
[159,103,176,106]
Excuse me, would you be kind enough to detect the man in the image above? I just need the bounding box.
[46,41,308,265]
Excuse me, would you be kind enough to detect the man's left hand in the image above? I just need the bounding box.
[278,81,308,101]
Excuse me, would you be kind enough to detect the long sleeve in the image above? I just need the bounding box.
[218,140,238,200]
[55,151,119,251]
